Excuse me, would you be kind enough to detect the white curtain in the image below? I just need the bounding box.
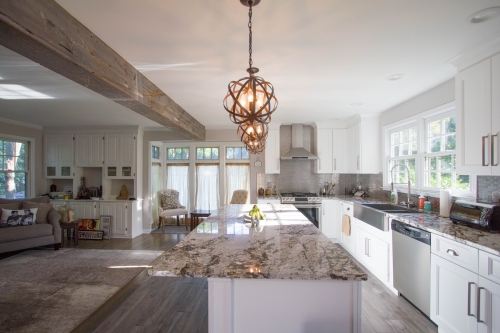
[166,164,190,213]
[196,164,219,210]
[226,163,250,204]
[151,162,162,229]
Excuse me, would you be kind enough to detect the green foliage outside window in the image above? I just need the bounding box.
[196,148,219,160]
[0,140,27,198]
[167,148,189,160]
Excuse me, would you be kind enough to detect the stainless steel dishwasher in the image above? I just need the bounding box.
[392,219,431,318]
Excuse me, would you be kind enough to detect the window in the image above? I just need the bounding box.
[0,139,28,199]
[226,147,249,160]
[226,163,250,204]
[152,146,160,160]
[388,125,417,186]
[167,147,189,160]
[166,164,190,212]
[196,147,219,160]
[423,114,469,190]
[195,164,219,210]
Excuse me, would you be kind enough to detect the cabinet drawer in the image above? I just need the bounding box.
[479,250,500,284]
[431,234,478,273]
[257,199,280,205]
[342,203,353,217]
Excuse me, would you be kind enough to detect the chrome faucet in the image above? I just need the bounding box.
[389,164,413,209]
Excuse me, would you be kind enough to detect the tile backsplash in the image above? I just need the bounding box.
[477,175,500,202]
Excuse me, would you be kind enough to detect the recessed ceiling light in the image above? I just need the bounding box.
[385,74,405,81]
[0,84,54,100]
[468,7,500,24]
[350,102,363,106]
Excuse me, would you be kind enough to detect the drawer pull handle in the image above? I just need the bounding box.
[477,287,485,323]
[447,248,459,256]
[468,282,476,317]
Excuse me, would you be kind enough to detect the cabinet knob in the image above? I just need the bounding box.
[347,207,350,210]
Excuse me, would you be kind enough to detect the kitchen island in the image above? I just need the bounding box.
[149,204,367,333]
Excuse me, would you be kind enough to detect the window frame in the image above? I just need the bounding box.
[0,134,34,198]
[383,101,475,198]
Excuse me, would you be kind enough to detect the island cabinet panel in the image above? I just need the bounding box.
[256,199,280,205]
[209,278,362,333]
[264,129,280,174]
[431,253,479,333]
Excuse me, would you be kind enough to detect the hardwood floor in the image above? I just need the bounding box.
[65,233,436,333]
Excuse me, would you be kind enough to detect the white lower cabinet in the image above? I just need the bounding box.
[100,201,132,237]
[68,201,98,220]
[320,199,340,240]
[339,203,356,255]
[355,224,391,285]
[477,276,500,333]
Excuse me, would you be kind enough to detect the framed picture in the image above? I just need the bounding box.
[77,219,100,231]
[100,215,112,240]
[78,230,104,240]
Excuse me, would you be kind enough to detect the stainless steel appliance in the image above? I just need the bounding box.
[392,219,431,318]
[280,192,321,228]
[450,200,500,232]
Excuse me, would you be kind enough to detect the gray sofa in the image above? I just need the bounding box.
[0,196,61,253]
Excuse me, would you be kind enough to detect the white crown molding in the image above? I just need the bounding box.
[0,116,42,130]
[446,32,500,72]
[43,125,139,134]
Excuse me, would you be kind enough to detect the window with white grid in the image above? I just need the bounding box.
[387,125,417,186]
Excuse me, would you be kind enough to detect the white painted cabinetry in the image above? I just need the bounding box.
[44,134,74,178]
[339,202,356,255]
[264,128,280,174]
[105,134,136,178]
[455,54,500,175]
[346,116,380,174]
[256,199,281,205]
[75,134,104,167]
[347,122,361,173]
[332,129,348,173]
[320,199,340,239]
[430,234,500,333]
[314,128,333,174]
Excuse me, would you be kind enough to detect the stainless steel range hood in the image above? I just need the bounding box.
[281,124,318,160]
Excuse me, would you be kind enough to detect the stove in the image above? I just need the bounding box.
[280,192,322,204]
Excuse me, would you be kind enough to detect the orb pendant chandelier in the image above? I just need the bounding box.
[223,0,278,154]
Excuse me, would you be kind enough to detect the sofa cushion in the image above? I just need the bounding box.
[0,224,53,243]
[0,203,21,210]
[22,201,53,224]
[1,208,38,226]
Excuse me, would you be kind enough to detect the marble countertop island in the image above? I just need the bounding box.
[149,204,367,281]
[329,195,500,256]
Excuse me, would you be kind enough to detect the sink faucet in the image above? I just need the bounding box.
[389,164,413,209]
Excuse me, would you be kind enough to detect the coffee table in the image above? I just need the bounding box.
[60,222,78,247]
[190,210,215,230]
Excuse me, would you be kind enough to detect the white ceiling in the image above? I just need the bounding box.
[1,0,500,130]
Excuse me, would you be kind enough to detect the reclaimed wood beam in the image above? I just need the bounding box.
[0,0,205,141]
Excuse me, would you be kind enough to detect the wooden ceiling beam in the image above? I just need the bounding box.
[0,0,205,141]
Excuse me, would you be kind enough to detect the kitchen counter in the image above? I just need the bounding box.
[328,195,500,256]
[256,195,280,200]
[149,204,367,280]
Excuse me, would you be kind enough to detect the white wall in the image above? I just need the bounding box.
[0,120,44,196]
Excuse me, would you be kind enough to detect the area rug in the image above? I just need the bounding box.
[151,225,190,234]
[0,248,163,333]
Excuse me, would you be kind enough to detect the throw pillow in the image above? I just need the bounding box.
[1,208,38,226]
[161,192,181,209]
[22,201,53,224]
[0,203,22,210]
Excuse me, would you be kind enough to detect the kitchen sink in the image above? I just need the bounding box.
[353,203,422,232]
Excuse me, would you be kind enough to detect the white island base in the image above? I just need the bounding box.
[208,278,362,333]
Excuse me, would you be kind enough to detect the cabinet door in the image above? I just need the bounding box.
[478,276,500,333]
[456,59,492,175]
[105,134,120,166]
[120,134,135,177]
[333,129,347,173]
[68,202,81,220]
[264,129,280,174]
[315,128,333,173]
[88,134,104,167]
[256,199,281,205]
[431,253,479,333]
[113,203,128,236]
[340,215,356,255]
[492,54,500,175]
[45,135,58,177]
[351,123,361,173]
[80,202,97,219]
[74,134,89,167]
[320,199,337,239]
[59,135,74,178]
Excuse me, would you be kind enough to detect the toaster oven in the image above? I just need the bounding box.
[450,200,500,232]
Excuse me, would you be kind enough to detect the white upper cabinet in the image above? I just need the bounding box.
[345,116,380,174]
[264,128,280,174]
[347,122,361,173]
[44,134,74,178]
[455,52,500,175]
[332,129,348,173]
[105,133,135,178]
[75,134,104,167]
[314,128,333,174]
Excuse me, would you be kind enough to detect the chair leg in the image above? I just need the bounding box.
[176,216,179,226]
[185,214,188,230]
[161,217,165,234]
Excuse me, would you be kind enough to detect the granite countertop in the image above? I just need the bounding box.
[149,204,368,281]
[329,195,500,256]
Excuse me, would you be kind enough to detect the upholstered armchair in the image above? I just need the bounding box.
[157,189,189,232]
[229,190,249,204]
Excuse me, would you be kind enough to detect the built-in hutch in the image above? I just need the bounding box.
[43,126,143,238]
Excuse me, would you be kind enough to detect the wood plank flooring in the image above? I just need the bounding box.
[62,233,437,333]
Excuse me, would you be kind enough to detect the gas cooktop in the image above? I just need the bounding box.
[280,192,321,203]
